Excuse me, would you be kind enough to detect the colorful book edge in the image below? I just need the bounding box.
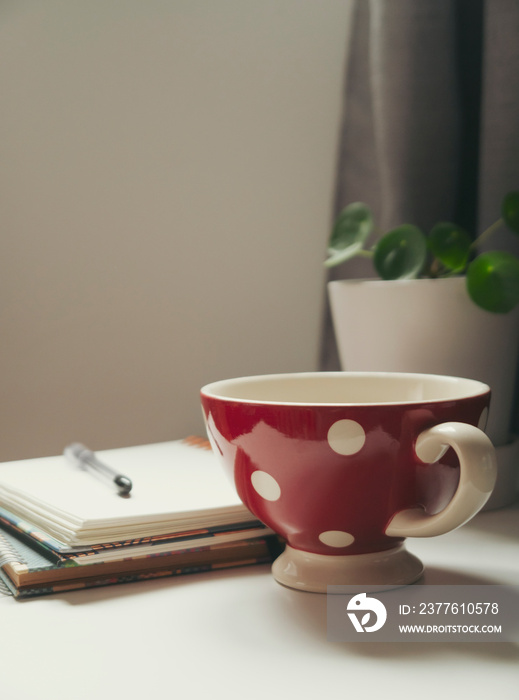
[0,527,284,599]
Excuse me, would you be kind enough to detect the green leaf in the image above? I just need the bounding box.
[373,225,427,280]
[324,202,373,267]
[466,251,519,313]
[501,191,519,234]
[428,222,471,272]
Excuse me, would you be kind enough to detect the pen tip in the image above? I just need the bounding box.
[115,475,132,495]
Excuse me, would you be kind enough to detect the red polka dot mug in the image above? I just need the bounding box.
[200,372,496,592]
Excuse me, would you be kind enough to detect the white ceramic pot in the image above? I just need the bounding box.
[328,277,519,508]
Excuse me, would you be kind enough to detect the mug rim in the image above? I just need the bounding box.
[200,371,490,407]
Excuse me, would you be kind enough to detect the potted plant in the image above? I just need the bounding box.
[325,192,519,508]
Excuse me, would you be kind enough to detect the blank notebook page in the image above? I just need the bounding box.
[0,441,249,545]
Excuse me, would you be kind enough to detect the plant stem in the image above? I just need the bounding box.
[470,218,503,251]
[356,249,374,258]
[428,258,444,278]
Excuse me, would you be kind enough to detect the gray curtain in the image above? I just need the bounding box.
[320,0,519,374]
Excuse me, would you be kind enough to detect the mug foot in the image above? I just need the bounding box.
[272,544,424,593]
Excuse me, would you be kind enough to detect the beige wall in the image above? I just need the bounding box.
[0,1,351,460]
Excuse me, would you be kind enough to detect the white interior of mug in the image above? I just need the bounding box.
[201,372,489,405]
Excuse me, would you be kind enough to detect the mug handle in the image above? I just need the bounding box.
[385,422,497,538]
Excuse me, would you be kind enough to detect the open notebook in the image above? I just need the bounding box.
[0,438,283,597]
[0,437,266,551]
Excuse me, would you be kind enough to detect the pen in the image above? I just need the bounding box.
[64,443,133,496]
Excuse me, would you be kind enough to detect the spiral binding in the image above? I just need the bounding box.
[0,533,23,568]
[182,436,212,450]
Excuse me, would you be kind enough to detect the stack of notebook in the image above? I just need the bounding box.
[0,437,281,598]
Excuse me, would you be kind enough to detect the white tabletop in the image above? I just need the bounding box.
[1,501,518,700]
